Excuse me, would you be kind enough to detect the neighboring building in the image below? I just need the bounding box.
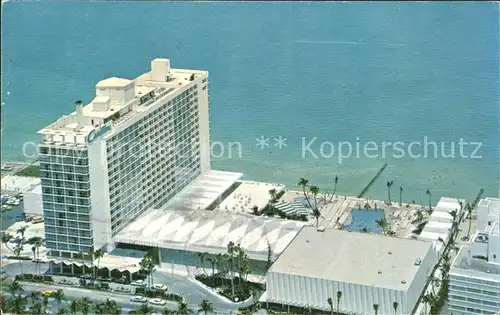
[23,183,42,216]
[37,58,212,259]
[449,197,500,315]
[419,197,462,253]
[264,227,437,315]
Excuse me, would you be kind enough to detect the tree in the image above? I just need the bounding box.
[94,249,105,281]
[268,188,277,203]
[425,189,432,213]
[310,185,320,226]
[399,185,403,206]
[8,280,23,296]
[177,302,189,315]
[139,255,155,289]
[428,275,440,294]
[298,177,313,208]
[336,290,342,314]
[393,301,398,315]
[87,245,95,280]
[198,299,214,315]
[327,297,333,315]
[10,294,27,314]
[328,175,339,203]
[57,306,69,314]
[386,181,394,204]
[227,241,236,298]
[415,209,424,224]
[376,217,389,234]
[136,303,153,314]
[13,243,24,275]
[53,289,65,305]
[423,293,437,314]
[70,300,80,314]
[465,203,473,238]
[373,303,379,315]
[79,297,91,315]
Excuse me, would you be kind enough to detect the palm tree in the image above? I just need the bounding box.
[8,280,23,296]
[268,188,277,203]
[29,301,44,314]
[29,290,41,305]
[70,300,80,314]
[79,297,91,315]
[422,293,436,314]
[177,302,189,315]
[136,303,153,314]
[399,185,403,206]
[465,203,473,238]
[139,255,155,288]
[393,301,398,315]
[227,241,236,298]
[87,245,95,280]
[298,177,313,208]
[336,290,342,314]
[13,243,24,275]
[425,189,432,213]
[427,275,440,294]
[376,217,389,234]
[415,209,424,224]
[309,185,321,226]
[386,181,394,204]
[53,289,65,305]
[198,299,213,315]
[76,252,87,276]
[10,295,27,314]
[57,306,69,314]
[328,175,339,203]
[327,298,333,315]
[94,249,105,281]
[373,303,379,315]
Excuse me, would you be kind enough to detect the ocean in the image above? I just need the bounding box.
[1,1,498,203]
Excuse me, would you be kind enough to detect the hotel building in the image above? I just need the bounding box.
[449,197,500,315]
[37,58,212,259]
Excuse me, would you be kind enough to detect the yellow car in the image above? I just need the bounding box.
[42,290,56,297]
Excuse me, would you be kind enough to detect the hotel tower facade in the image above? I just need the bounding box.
[37,58,211,259]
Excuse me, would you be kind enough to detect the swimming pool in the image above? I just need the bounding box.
[344,209,385,232]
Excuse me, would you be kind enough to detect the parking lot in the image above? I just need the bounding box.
[1,190,25,230]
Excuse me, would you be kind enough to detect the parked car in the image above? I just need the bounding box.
[149,298,166,306]
[42,290,56,297]
[130,296,148,303]
[131,279,147,287]
[152,284,168,291]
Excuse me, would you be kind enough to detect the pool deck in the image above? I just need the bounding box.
[281,191,429,238]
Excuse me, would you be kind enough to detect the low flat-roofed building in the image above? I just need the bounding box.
[265,227,437,315]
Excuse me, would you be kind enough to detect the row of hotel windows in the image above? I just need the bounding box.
[44,212,91,223]
[43,195,90,206]
[451,275,500,287]
[45,241,92,253]
[40,168,89,178]
[39,147,88,157]
[450,295,499,306]
[39,155,88,166]
[41,179,90,190]
[449,284,499,296]
[449,305,497,315]
[43,202,90,213]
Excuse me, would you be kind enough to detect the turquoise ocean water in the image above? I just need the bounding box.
[1,2,499,203]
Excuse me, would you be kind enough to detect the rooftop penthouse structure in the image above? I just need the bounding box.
[37,58,215,259]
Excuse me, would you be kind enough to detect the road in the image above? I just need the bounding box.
[2,261,245,314]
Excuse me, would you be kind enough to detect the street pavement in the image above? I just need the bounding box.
[2,261,246,314]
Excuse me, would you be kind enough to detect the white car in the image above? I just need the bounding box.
[152,284,168,291]
[149,298,166,306]
[131,279,147,287]
[130,296,148,303]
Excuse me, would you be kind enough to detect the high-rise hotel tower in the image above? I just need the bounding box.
[37,59,211,259]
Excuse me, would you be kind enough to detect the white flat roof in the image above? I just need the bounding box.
[269,227,433,290]
[114,209,306,261]
[419,230,448,242]
[96,77,133,88]
[161,170,243,211]
[435,197,461,211]
[430,211,453,220]
[216,181,285,213]
[427,220,451,228]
